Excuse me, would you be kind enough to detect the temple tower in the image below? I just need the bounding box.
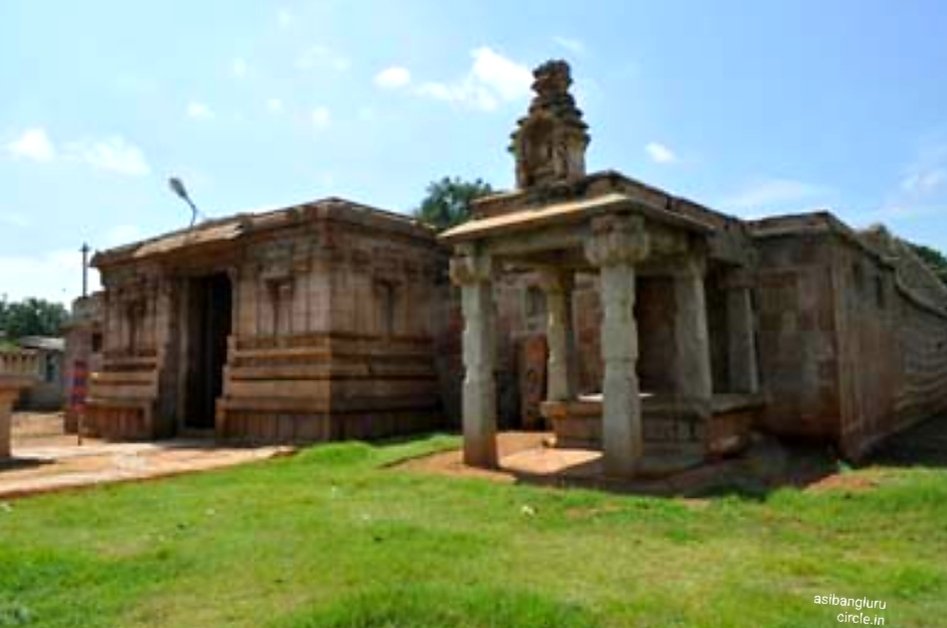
[510,60,590,189]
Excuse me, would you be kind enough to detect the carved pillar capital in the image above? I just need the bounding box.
[449,247,495,286]
[584,214,649,268]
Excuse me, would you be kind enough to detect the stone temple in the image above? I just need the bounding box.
[71,59,947,478]
[84,201,452,442]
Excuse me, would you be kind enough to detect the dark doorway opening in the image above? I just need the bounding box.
[184,273,232,431]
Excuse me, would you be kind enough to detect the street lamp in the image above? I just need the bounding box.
[168,177,204,227]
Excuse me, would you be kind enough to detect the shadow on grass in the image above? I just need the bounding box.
[500,440,841,501]
[507,414,947,499]
[863,413,947,468]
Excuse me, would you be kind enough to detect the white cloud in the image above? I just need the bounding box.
[0,249,101,304]
[720,178,830,214]
[374,66,411,89]
[266,98,284,114]
[645,142,676,164]
[5,127,148,176]
[231,58,249,79]
[64,137,150,176]
[310,106,331,130]
[553,36,586,55]
[296,45,350,72]
[901,168,946,195]
[277,8,293,28]
[417,46,532,112]
[6,128,56,162]
[186,101,214,120]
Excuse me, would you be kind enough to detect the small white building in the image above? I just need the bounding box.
[14,336,65,411]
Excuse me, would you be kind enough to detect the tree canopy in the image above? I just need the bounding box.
[909,243,947,287]
[0,297,69,341]
[413,176,494,231]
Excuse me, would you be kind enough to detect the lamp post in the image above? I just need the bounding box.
[168,177,203,227]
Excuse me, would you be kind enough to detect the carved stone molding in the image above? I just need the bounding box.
[584,214,650,268]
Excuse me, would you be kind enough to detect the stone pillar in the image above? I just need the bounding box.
[0,378,31,460]
[725,271,760,394]
[539,269,577,402]
[450,246,498,468]
[672,256,713,412]
[585,214,649,476]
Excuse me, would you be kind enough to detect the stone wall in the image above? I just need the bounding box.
[836,238,947,457]
[753,218,947,458]
[754,232,842,440]
[219,214,448,442]
[890,292,947,432]
[85,270,171,439]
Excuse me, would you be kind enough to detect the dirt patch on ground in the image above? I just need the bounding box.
[1,412,294,500]
[400,431,548,483]
[805,472,883,493]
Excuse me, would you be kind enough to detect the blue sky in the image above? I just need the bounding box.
[2,1,946,303]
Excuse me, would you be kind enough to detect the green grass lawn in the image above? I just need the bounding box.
[1,435,946,627]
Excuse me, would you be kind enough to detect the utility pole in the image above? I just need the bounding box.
[80,243,90,298]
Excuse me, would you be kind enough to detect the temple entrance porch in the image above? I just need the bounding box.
[442,194,762,478]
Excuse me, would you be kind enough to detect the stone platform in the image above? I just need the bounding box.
[541,392,763,471]
[0,412,293,499]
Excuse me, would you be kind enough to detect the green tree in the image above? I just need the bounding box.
[0,297,69,340]
[413,176,494,231]
[909,243,947,286]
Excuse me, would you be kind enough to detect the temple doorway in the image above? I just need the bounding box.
[183,273,232,431]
